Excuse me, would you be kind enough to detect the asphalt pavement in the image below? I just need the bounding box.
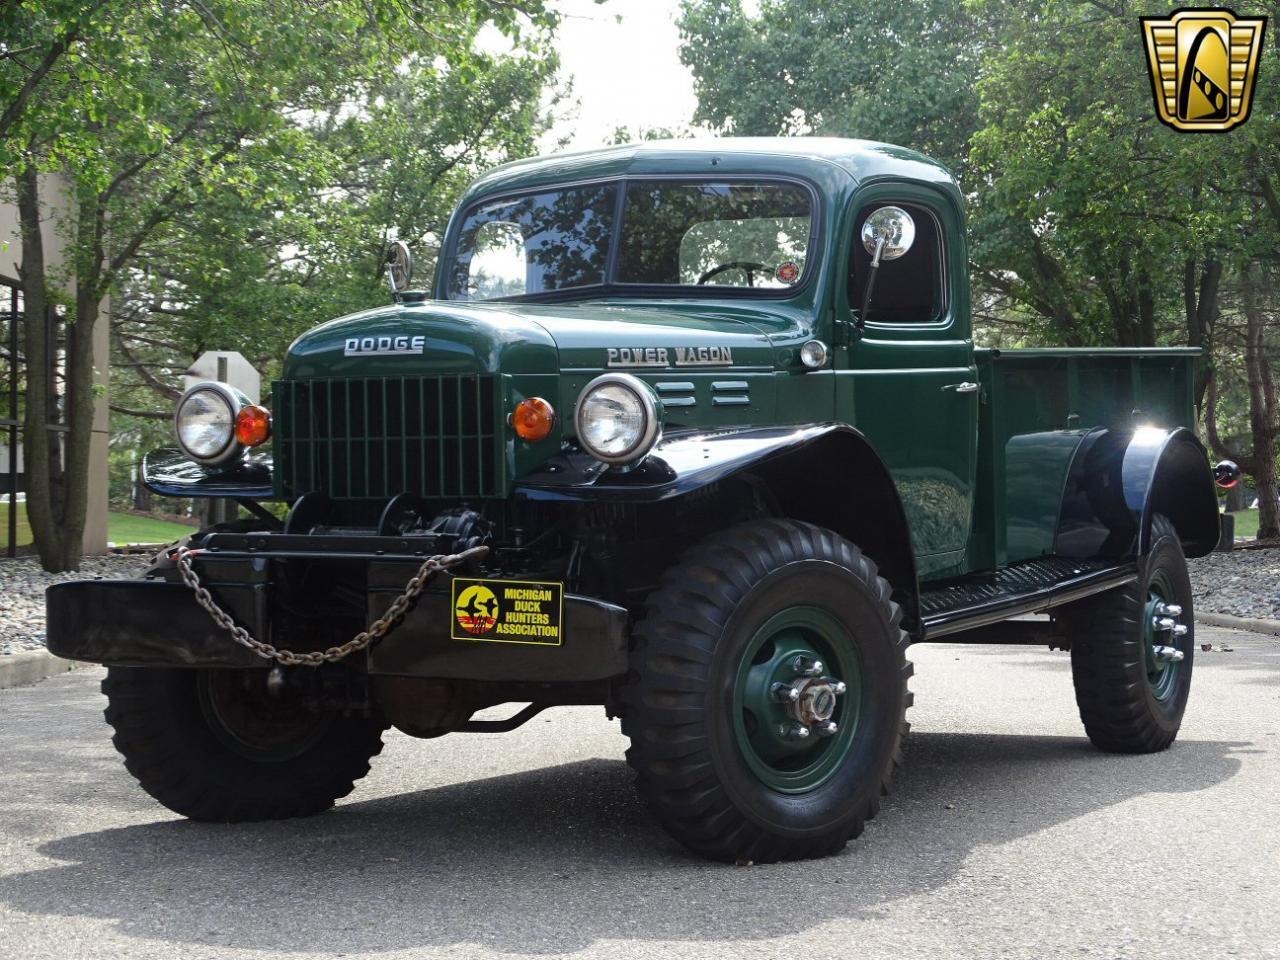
[1,625,1277,960]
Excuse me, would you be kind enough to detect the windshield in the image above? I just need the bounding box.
[446,179,813,301]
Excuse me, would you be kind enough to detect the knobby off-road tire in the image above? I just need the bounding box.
[1059,514,1194,753]
[103,667,387,822]
[622,520,912,862]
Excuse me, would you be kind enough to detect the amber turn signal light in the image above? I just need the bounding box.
[234,404,272,447]
[513,397,556,441]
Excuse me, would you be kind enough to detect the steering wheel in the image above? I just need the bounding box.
[697,260,770,287]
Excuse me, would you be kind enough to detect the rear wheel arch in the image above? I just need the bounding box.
[1057,426,1218,561]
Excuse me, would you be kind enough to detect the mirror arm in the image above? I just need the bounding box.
[856,236,887,335]
[386,263,401,303]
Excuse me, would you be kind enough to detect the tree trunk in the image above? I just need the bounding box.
[1242,267,1279,541]
[1184,257,1222,416]
[14,164,72,570]
[13,165,105,571]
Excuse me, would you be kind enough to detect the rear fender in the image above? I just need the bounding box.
[516,425,921,633]
[1056,426,1217,561]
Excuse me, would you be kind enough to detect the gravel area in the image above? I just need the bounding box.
[2,547,1276,656]
[0,554,150,655]
[1189,547,1280,620]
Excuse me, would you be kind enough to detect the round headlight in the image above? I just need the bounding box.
[174,382,247,466]
[574,373,661,465]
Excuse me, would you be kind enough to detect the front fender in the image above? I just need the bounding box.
[516,424,922,635]
[143,448,274,499]
[514,425,840,503]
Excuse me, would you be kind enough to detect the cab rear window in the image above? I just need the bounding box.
[617,181,812,290]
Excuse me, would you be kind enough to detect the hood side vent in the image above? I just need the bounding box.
[711,380,750,407]
[655,380,696,409]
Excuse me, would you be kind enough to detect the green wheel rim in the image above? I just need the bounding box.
[1143,568,1183,701]
[730,606,862,794]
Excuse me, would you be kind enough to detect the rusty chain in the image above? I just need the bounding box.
[173,543,489,667]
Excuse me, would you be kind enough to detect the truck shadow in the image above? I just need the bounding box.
[0,730,1249,955]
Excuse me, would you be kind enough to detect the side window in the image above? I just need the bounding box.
[848,203,946,324]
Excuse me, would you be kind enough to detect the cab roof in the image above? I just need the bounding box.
[458,137,961,207]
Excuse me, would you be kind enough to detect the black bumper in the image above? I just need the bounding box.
[46,570,630,683]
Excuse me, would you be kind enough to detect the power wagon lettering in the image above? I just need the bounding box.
[606,346,734,368]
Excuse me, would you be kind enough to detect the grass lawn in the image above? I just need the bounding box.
[1,502,193,548]
[107,512,195,545]
[1229,507,1260,540]
[0,501,34,547]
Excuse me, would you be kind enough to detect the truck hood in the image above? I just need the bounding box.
[283,299,779,379]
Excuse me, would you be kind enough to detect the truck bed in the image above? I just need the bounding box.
[908,347,1204,640]
[969,346,1200,573]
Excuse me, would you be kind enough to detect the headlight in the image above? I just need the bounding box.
[174,381,250,466]
[574,373,661,465]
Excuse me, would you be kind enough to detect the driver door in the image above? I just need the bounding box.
[834,190,978,581]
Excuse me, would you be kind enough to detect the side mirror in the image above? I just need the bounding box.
[856,206,916,333]
[861,206,916,262]
[1214,459,1241,489]
[385,240,414,299]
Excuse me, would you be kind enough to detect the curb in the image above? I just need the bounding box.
[1196,611,1280,637]
[0,649,80,690]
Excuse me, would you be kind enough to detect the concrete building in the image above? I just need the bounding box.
[0,173,110,555]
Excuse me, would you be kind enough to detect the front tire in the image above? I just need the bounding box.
[103,667,387,821]
[1059,514,1195,753]
[622,520,911,862]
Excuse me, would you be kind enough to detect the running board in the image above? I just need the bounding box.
[919,557,1138,640]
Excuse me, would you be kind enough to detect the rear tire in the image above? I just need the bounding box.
[1059,514,1194,753]
[622,520,911,862]
[103,667,387,821]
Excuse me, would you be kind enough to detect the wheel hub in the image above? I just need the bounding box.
[1143,572,1187,700]
[774,673,846,729]
[732,607,864,793]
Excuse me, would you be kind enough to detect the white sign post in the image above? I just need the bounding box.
[184,350,261,403]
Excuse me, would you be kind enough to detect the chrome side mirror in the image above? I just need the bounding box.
[856,206,916,334]
[861,206,916,262]
[385,240,414,298]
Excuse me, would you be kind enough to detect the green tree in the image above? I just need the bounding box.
[2,0,558,570]
[678,0,1280,538]
[108,47,556,423]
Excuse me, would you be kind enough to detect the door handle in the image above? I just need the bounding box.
[942,381,980,394]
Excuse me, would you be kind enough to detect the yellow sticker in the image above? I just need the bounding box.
[450,577,564,646]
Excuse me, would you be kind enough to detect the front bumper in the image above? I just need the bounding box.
[45,551,630,683]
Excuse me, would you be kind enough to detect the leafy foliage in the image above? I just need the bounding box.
[2,0,563,568]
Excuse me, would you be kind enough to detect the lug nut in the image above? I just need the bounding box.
[1160,603,1183,617]
[1153,616,1176,631]
[770,682,801,703]
[1171,624,1189,637]
[780,722,811,741]
[832,680,848,696]
[791,656,824,677]
[814,720,838,737]
[1152,645,1185,663]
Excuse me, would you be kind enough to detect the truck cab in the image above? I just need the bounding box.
[48,138,1225,863]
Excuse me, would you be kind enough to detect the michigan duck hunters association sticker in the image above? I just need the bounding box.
[1140,8,1267,132]
[451,577,564,645]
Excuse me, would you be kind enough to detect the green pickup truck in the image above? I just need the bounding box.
[48,138,1231,863]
